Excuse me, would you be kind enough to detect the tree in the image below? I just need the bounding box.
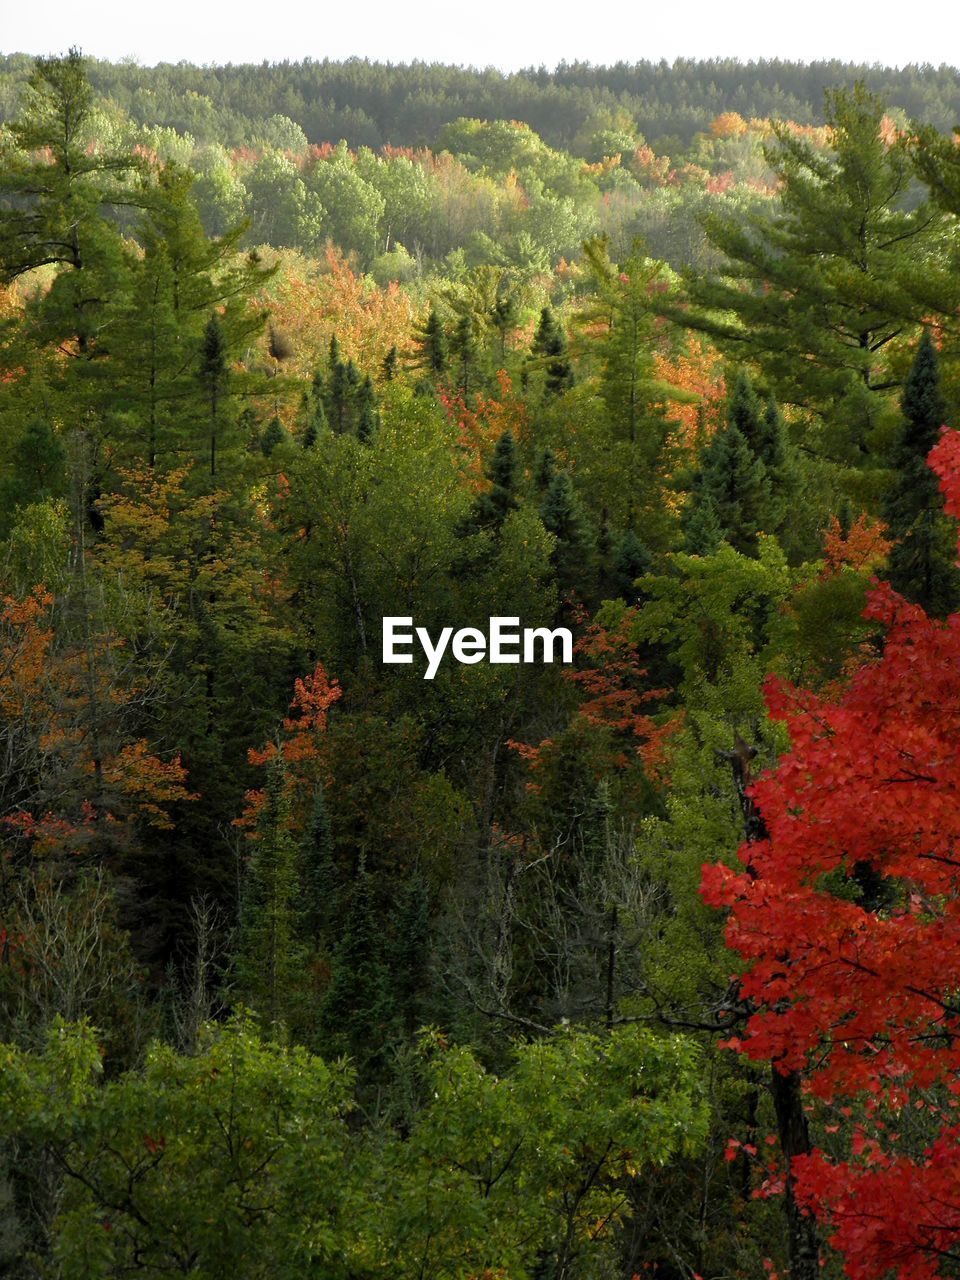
[233,754,306,1035]
[684,416,770,557]
[467,429,519,535]
[541,470,595,595]
[319,863,394,1068]
[199,312,228,477]
[0,50,138,358]
[701,428,960,1280]
[530,305,573,395]
[410,304,448,380]
[881,330,960,616]
[666,86,941,457]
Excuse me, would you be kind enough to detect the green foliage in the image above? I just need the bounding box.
[881,330,960,615]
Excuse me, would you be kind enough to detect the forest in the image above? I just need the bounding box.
[1,45,960,1279]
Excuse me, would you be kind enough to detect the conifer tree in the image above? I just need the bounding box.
[491,290,519,363]
[451,313,480,396]
[534,446,557,491]
[385,873,431,1035]
[233,755,305,1034]
[470,430,519,533]
[531,306,573,395]
[199,313,228,478]
[356,375,378,443]
[319,862,393,1067]
[411,306,448,378]
[684,419,770,557]
[610,529,653,598]
[302,393,327,448]
[0,417,66,532]
[382,345,398,382]
[260,415,288,457]
[664,85,939,454]
[299,785,339,947]
[541,470,595,592]
[881,330,960,616]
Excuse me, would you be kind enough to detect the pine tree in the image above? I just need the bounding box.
[319,862,393,1066]
[0,50,138,358]
[382,345,398,382]
[0,417,66,532]
[327,347,349,433]
[303,393,327,448]
[881,330,960,616]
[385,874,431,1035]
[534,446,557,491]
[531,306,573,395]
[299,785,339,947]
[199,313,228,478]
[470,430,519,533]
[662,85,939,455]
[451,313,480,396]
[541,471,595,592]
[233,755,305,1035]
[491,291,519,363]
[684,421,770,557]
[610,529,653,598]
[410,306,448,378]
[260,415,288,457]
[356,375,378,443]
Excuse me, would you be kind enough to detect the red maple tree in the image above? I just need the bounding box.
[702,429,960,1278]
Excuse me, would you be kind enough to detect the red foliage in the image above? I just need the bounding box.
[701,430,960,1278]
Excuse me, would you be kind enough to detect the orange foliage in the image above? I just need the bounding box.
[653,335,726,452]
[439,370,530,489]
[239,662,342,830]
[255,247,415,378]
[711,112,749,139]
[0,585,195,855]
[821,513,893,575]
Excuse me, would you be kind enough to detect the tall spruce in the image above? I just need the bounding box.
[881,330,960,616]
[531,306,573,395]
[233,754,305,1035]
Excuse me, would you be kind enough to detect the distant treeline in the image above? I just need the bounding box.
[1,53,959,151]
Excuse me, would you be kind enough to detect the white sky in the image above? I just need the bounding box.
[3,0,959,70]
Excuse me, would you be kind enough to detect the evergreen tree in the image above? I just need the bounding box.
[260,415,288,457]
[319,862,393,1067]
[327,345,349,433]
[534,446,557,491]
[199,312,228,478]
[610,529,653,599]
[0,417,66,533]
[470,430,519,534]
[233,755,305,1035]
[385,873,431,1035]
[356,375,378,443]
[299,785,339,947]
[0,50,138,359]
[684,421,770,557]
[303,393,327,448]
[664,85,940,456]
[541,471,595,592]
[531,306,573,395]
[382,344,398,382]
[410,306,448,378]
[881,330,960,616]
[491,290,519,363]
[683,490,724,556]
[451,313,480,396]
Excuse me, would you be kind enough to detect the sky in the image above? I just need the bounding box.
[3,0,959,70]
